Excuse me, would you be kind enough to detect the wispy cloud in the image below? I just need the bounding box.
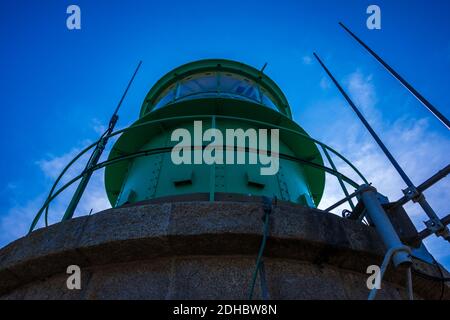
[0,132,111,247]
[1,76,448,269]
[91,118,107,135]
[319,76,331,90]
[302,55,313,65]
[315,70,450,266]
[346,71,379,119]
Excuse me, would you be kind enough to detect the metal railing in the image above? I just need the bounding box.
[29,114,369,233]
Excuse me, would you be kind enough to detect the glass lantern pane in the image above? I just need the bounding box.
[178,73,217,99]
[220,73,260,102]
[260,88,278,110]
[153,85,175,110]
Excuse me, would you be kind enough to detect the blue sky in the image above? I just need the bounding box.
[0,0,449,270]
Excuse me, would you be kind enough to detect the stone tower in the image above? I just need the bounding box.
[0,59,448,300]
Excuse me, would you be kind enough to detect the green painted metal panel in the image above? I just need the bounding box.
[105,60,326,208]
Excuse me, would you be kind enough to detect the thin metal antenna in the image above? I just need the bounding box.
[62,61,143,221]
[313,52,450,242]
[313,53,414,187]
[338,22,450,130]
[260,62,268,73]
[112,61,143,117]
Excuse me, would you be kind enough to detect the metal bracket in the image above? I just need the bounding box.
[401,186,420,202]
[414,194,450,241]
[400,188,450,242]
[424,218,445,234]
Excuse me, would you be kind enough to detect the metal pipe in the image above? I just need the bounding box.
[368,245,412,300]
[418,214,450,240]
[416,195,450,241]
[44,139,99,227]
[32,144,362,230]
[31,110,368,229]
[359,185,412,267]
[61,140,107,221]
[322,146,355,210]
[324,189,361,212]
[112,61,143,117]
[339,22,450,130]
[62,61,142,221]
[313,53,450,241]
[395,164,450,207]
[418,164,450,192]
[313,52,416,189]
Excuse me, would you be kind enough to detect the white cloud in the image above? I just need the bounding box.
[6,182,18,191]
[91,118,107,135]
[346,71,380,120]
[1,78,448,269]
[0,136,111,248]
[319,77,331,90]
[0,195,46,245]
[314,70,450,267]
[302,55,313,65]
[36,147,87,181]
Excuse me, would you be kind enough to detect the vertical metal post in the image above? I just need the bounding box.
[209,115,216,202]
[321,145,355,210]
[359,185,412,267]
[339,22,450,130]
[62,61,142,221]
[313,53,450,241]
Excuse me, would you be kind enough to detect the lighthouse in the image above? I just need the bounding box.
[0,59,448,300]
[105,59,325,208]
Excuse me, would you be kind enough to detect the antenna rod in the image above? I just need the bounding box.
[339,22,450,130]
[260,62,268,73]
[313,52,415,188]
[313,53,450,242]
[62,61,142,221]
[112,61,143,117]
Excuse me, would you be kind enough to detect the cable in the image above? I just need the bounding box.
[411,253,448,300]
[431,254,446,300]
[248,197,273,300]
[411,268,450,282]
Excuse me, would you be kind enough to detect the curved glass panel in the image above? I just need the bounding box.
[178,72,218,99]
[151,72,280,112]
[153,84,176,110]
[220,73,260,102]
[260,87,278,110]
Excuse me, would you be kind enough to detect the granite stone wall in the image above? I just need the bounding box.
[0,198,448,299]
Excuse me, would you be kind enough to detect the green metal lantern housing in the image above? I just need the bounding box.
[104,59,325,207]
